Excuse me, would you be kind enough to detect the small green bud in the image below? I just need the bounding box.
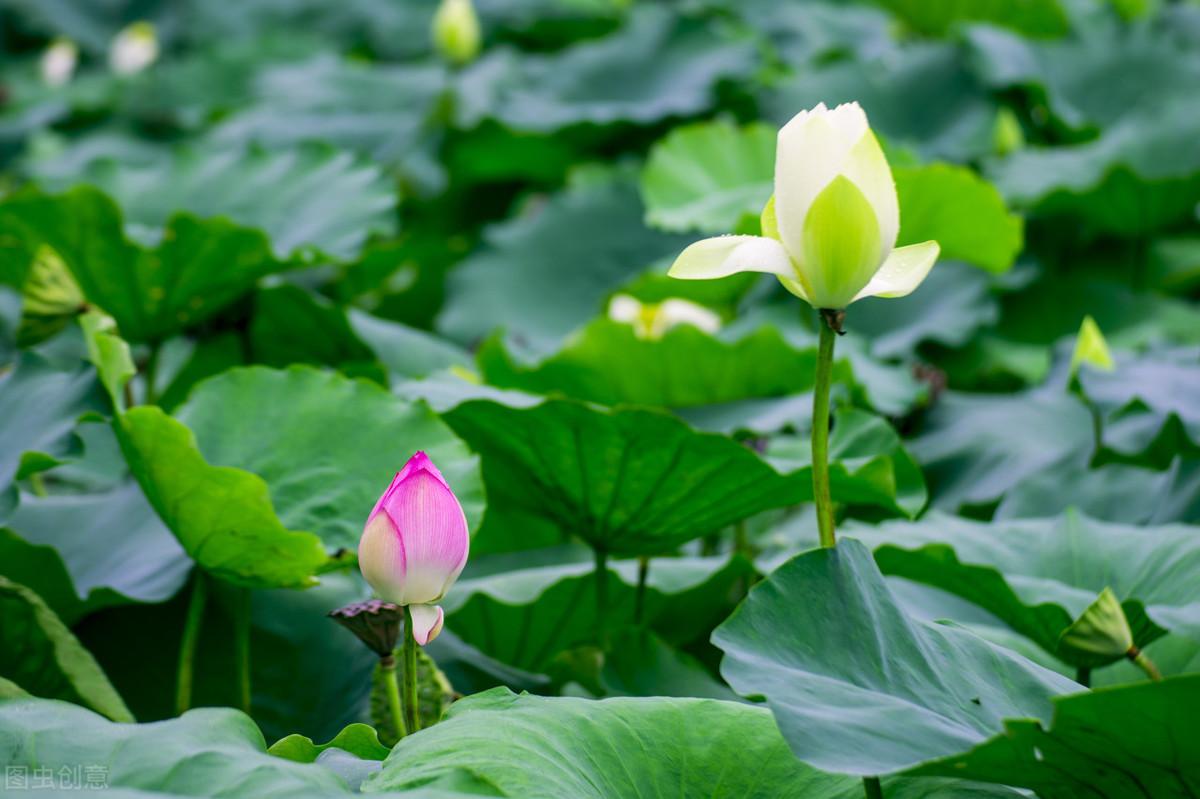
[1069,315,1115,378]
[432,0,481,66]
[992,108,1025,157]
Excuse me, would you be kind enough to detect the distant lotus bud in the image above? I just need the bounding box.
[669,102,940,311]
[992,107,1025,157]
[40,38,78,87]
[432,0,481,66]
[1058,587,1133,661]
[109,21,158,75]
[1069,315,1114,378]
[607,294,721,340]
[358,451,469,645]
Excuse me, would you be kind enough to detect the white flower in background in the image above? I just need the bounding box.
[608,294,721,340]
[40,38,78,87]
[668,102,940,311]
[109,22,158,75]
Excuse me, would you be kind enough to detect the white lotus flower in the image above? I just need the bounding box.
[668,102,940,310]
[608,294,721,340]
[40,39,78,87]
[109,22,158,75]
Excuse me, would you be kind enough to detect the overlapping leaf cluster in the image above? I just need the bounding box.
[1,1,1198,797]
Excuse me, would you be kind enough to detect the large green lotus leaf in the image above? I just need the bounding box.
[909,387,1094,511]
[211,54,447,179]
[455,6,757,132]
[173,366,482,551]
[0,576,132,722]
[877,0,1068,37]
[1,482,189,625]
[437,177,690,353]
[996,458,1200,524]
[477,320,847,408]
[362,687,859,798]
[854,511,1200,666]
[117,405,329,589]
[848,261,1000,360]
[269,722,390,763]
[29,142,396,261]
[0,697,367,798]
[713,539,1079,776]
[442,553,751,672]
[640,119,776,233]
[441,396,808,555]
[910,676,1200,798]
[987,106,1200,235]
[590,626,737,700]
[893,163,1023,274]
[1079,348,1200,463]
[763,42,996,162]
[765,408,928,518]
[0,352,101,488]
[348,309,472,384]
[0,187,281,343]
[965,22,1200,132]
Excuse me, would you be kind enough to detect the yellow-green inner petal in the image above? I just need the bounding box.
[799,175,882,309]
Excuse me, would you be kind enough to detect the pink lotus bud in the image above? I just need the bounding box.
[358,451,469,645]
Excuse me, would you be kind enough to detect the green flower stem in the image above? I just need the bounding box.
[1129,647,1162,682]
[595,548,609,647]
[402,605,421,734]
[813,313,839,548]
[175,570,208,715]
[234,587,252,714]
[633,555,650,624]
[381,653,408,739]
[863,776,884,799]
[28,472,47,497]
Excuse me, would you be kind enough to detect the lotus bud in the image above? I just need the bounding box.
[1058,587,1133,661]
[109,22,158,75]
[1069,315,1114,378]
[668,102,940,311]
[431,0,481,66]
[40,38,78,87]
[607,294,721,340]
[358,451,469,646]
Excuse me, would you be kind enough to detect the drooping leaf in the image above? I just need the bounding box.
[854,510,1200,666]
[363,687,860,798]
[0,576,133,722]
[713,539,1078,776]
[174,366,482,551]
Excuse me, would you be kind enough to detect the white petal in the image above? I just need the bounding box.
[840,130,899,253]
[658,299,721,334]
[774,113,856,260]
[607,294,642,324]
[408,604,445,646]
[668,235,795,281]
[823,102,868,142]
[852,240,940,302]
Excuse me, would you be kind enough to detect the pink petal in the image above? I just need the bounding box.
[358,513,407,604]
[409,604,444,646]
